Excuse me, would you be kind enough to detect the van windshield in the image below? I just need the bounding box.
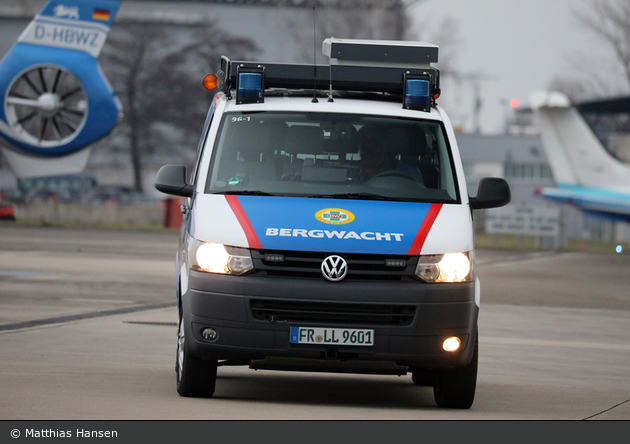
[206,112,460,203]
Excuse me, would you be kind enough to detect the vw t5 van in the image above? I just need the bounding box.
[155,38,510,409]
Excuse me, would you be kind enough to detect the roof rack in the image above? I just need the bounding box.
[217,38,441,110]
[220,60,437,95]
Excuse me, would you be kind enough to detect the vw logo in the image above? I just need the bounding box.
[321,255,348,282]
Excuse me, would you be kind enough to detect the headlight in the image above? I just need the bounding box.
[415,251,474,283]
[190,239,253,275]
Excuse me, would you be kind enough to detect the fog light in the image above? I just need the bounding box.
[443,336,461,352]
[201,328,218,341]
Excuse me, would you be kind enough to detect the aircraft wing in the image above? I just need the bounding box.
[534,185,630,223]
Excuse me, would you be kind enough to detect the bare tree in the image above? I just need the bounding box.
[280,2,413,64]
[546,1,630,161]
[550,0,630,102]
[99,23,257,193]
[576,0,630,91]
[547,76,601,103]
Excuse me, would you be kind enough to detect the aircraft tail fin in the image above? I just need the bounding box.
[1,147,93,179]
[532,91,630,191]
[16,0,120,59]
[0,0,121,179]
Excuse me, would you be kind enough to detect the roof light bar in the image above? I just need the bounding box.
[220,38,442,110]
[236,65,265,105]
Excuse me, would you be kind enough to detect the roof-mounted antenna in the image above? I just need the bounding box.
[326,1,333,102]
[311,6,318,103]
[327,66,334,102]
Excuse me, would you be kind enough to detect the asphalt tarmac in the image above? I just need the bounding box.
[0,223,629,420]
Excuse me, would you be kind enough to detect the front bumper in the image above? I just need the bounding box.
[182,270,478,371]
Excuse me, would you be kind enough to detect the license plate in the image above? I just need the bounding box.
[290,327,374,346]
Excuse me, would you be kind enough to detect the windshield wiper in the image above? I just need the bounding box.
[310,192,395,201]
[212,190,276,196]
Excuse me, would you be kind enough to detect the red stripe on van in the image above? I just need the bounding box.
[407,203,442,255]
[225,195,262,250]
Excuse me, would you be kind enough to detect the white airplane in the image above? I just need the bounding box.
[532,92,630,224]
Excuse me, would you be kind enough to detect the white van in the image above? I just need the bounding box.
[155,38,510,409]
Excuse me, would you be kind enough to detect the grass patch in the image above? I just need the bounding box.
[4,218,175,232]
[475,232,629,254]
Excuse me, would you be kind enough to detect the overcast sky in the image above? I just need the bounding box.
[407,0,623,134]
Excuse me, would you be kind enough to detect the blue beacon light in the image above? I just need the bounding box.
[237,72,264,104]
[404,78,431,111]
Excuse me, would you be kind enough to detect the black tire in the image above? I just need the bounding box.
[176,316,217,398]
[433,332,478,409]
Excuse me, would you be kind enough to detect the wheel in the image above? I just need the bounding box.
[176,314,217,398]
[433,331,478,409]
[4,65,87,147]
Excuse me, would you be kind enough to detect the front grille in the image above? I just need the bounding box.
[250,299,416,326]
[251,250,416,281]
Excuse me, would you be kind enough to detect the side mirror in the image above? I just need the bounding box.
[155,165,194,198]
[470,177,511,210]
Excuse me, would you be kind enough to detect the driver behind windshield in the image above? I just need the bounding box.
[357,124,422,182]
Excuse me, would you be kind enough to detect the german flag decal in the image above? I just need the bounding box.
[93,9,111,21]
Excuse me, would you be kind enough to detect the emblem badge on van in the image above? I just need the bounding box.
[321,255,348,282]
[315,208,355,225]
